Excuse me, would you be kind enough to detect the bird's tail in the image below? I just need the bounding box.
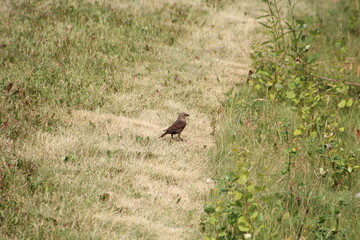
[160,131,167,138]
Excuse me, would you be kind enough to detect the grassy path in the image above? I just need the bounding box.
[17,1,261,239]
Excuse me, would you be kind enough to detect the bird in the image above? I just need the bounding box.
[160,112,189,141]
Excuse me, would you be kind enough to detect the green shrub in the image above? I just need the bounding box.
[204,0,360,239]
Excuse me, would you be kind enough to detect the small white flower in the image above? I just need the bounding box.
[244,233,252,239]
[355,193,360,198]
[319,168,326,176]
[206,178,215,184]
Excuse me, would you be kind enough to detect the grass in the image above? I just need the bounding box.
[204,0,360,239]
[0,0,261,239]
[304,0,360,84]
[6,0,357,239]
[208,86,360,238]
[0,0,190,139]
[0,0,202,238]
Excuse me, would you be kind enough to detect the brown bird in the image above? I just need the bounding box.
[160,112,189,141]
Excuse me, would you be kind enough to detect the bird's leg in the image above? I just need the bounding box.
[171,134,174,139]
[178,133,184,141]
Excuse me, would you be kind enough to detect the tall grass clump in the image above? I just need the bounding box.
[204,0,360,239]
[306,0,360,85]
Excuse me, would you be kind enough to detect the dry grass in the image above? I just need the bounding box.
[2,0,262,238]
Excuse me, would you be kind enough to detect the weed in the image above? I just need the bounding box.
[205,0,360,239]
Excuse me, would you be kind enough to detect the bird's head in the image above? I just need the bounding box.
[178,112,189,119]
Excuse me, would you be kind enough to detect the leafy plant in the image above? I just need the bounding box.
[249,0,359,188]
[204,150,264,240]
[205,0,360,239]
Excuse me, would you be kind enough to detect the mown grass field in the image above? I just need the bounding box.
[0,0,260,239]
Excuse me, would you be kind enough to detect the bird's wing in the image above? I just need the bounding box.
[165,119,186,131]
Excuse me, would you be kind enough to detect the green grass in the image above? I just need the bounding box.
[204,0,360,239]
[305,0,360,82]
[207,86,360,238]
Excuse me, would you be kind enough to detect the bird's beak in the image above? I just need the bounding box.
[186,114,189,117]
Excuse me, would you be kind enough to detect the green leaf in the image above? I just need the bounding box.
[262,196,274,202]
[259,22,272,29]
[260,40,274,46]
[257,70,270,77]
[135,135,143,143]
[234,191,242,201]
[239,225,250,232]
[238,217,250,232]
[286,91,296,99]
[238,216,250,225]
[310,132,317,138]
[247,185,256,192]
[204,205,215,214]
[250,211,259,220]
[287,82,296,90]
[256,14,271,19]
[338,100,346,108]
[310,29,321,35]
[346,99,353,107]
[296,19,305,25]
[234,191,243,200]
[294,129,302,136]
[316,216,326,224]
[237,175,247,185]
[307,53,318,64]
[275,83,283,91]
[208,216,217,225]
